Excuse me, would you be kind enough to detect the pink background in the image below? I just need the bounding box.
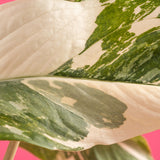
[0,0,14,4]
[0,0,160,159]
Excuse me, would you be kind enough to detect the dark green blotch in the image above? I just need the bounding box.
[29,80,127,128]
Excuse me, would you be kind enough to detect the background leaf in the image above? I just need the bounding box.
[20,136,153,160]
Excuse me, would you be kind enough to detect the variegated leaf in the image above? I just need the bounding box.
[0,77,160,150]
[52,0,160,86]
[20,136,153,160]
[0,0,159,155]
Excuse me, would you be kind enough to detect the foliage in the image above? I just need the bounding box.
[0,0,159,159]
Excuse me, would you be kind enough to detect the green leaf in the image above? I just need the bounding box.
[20,136,153,160]
[20,142,58,160]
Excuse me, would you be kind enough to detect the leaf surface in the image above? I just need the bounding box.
[0,0,102,80]
[0,0,160,154]
[20,136,153,160]
[52,0,160,86]
[0,77,160,150]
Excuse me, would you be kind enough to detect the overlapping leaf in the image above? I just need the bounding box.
[0,0,159,159]
[0,77,160,151]
[20,137,153,160]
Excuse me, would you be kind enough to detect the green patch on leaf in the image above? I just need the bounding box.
[27,79,127,128]
[0,79,88,150]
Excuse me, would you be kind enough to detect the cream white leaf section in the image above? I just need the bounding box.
[129,6,160,36]
[0,0,103,80]
[71,40,104,69]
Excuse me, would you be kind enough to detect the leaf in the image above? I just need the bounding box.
[0,0,160,155]
[20,136,153,160]
[0,0,102,80]
[0,77,160,151]
[52,0,160,86]
[20,142,58,160]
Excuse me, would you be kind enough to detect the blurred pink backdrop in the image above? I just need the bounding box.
[0,0,14,4]
[0,0,160,160]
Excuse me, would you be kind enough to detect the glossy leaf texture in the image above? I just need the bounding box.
[0,0,159,158]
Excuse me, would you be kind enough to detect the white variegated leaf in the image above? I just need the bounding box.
[0,0,159,158]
